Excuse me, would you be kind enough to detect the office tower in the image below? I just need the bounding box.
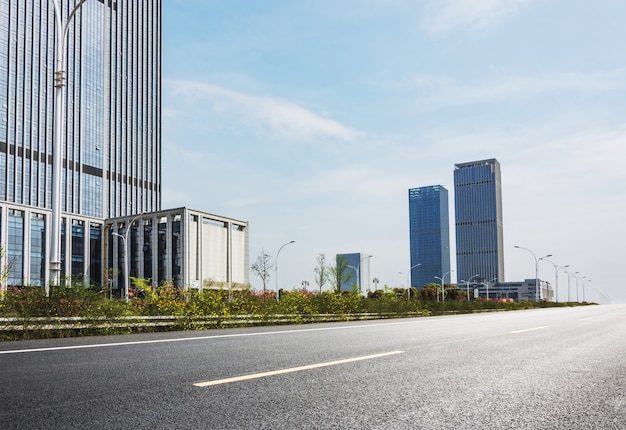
[336,253,371,293]
[454,159,504,284]
[0,0,161,286]
[408,185,450,289]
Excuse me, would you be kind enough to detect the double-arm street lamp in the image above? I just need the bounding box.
[275,240,295,300]
[539,257,561,303]
[552,263,570,303]
[49,0,89,289]
[461,274,480,301]
[434,271,452,302]
[514,246,551,301]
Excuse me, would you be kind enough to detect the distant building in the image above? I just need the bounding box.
[337,253,371,293]
[477,279,553,302]
[408,185,451,289]
[454,159,505,284]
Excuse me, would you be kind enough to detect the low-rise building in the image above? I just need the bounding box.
[106,207,248,294]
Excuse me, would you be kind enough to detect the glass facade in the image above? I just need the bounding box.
[0,0,161,287]
[454,159,505,284]
[337,252,371,293]
[408,185,450,289]
[30,213,46,286]
[7,209,24,285]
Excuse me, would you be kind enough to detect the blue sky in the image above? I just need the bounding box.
[161,0,626,303]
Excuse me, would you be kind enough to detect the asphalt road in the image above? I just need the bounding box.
[1,305,625,429]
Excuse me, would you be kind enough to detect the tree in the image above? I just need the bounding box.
[445,284,466,301]
[330,255,352,293]
[250,249,274,293]
[313,253,330,293]
[419,283,439,301]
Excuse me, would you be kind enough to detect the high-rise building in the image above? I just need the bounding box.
[0,1,249,293]
[454,158,504,284]
[0,0,161,287]
[408,185,450,289]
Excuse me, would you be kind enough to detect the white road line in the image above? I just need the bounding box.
[580,317,595,321]
[510,326,549,334]
[0,317,476,355]
[193,350,405,387]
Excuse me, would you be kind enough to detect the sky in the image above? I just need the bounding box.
[161,0,626,303]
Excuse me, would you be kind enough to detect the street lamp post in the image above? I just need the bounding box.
[514,246,551,301]
[275,240,295,300]
[553,264,570,303]
[582,278,590,302]
[539,257,560,303]
[372,278,379,292]
[434,271,452,302]
[461,274,480,301]
[406,263,421,300]
[486,277,497,301]
[112,213,144,302]
[49,0,89,291]
[564,268,572,302]
[348,255,373,293]
[572,272,581,302]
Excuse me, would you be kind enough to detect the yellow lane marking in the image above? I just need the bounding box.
[510,325,549,334]
[193,350,405,387]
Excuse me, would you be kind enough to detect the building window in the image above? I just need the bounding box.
[30,213,46,286]
[71,220,85,281]
[172,217,181,287]
[90,223,102,287]
[7,209,24,286]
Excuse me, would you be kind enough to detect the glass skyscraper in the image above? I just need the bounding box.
[0,0,161,287]
[408,185,450,289]
[454,159,504,284]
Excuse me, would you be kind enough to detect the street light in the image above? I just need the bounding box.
[461,274,480,301]
[348,255,373,293]
[554,264,570,303]
[582,278,590,302]
[112,213,144,302]
[563,268,572,302]
[486,277,497,301]
[514,246,551,301]
[539,257,559,302]
[572,272,581,302]
[275,240,295,300]
[434,271,452,302]
[406,263,421,300]
[49,0,90,290]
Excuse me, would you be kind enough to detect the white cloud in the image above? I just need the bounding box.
[164,79,364,143]
[421,0,536,36]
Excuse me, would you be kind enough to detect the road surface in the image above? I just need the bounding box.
[1,305,625,429]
